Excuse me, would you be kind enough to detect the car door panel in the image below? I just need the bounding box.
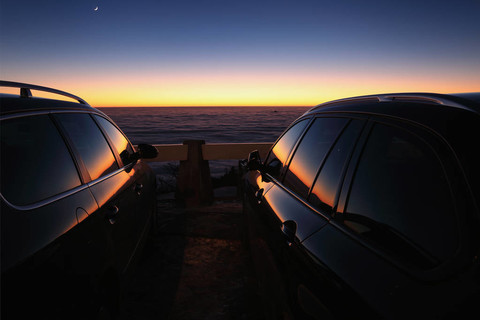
[130,160,156,241]
[131,161,155,226]
[300,223,463,319]
[93,114,155,253]
[255,117,369,318]
[55,112,145,276]
[1,188,103,318]
[262,185,328,242]
[246,116,374,318]
[88,169,139,273]
[1,188,96,271]
[260,185,334,319]
[245,173,331,320]
[301,225,406,318]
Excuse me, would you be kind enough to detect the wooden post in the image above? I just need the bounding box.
[176,140,214,207]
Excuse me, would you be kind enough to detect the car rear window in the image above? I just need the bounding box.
[1,115,81,206]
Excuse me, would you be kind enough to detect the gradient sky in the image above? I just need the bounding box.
[1,0,479,106]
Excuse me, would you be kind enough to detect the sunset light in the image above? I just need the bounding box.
[1,0,479,107]
[1,2,480,318]
[57,67,480,107]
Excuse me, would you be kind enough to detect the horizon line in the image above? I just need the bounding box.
[95,105,313,108]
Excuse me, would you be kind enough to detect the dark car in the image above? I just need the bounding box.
[0,81,158,319]
[242,92,480,319]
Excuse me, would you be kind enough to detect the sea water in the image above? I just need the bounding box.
[99,106,309,181]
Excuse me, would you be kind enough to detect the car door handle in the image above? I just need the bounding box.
[281,220,297,246]
[107,205,119,225]
[255,188,264,204]
[134,183,143,195]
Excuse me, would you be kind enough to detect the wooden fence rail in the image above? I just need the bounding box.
[136,141,273,206]
[141,142,272,162]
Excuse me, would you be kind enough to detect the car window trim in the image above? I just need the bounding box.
[1,113,88,207]
[1,163,131,211]
[278,117,313,181]
[2,158,132,211]
[90,114,125,168]
[0,184,90,211]
[335,120,374,215]
[280,115,367,202]
[92,114,136,169]
[1,111,135,209]
[272,179,333,223]
[283,117,350,194]
[305,118,368,214]
[263,115,368,224]
[50,113,92,184]
[86,166,130,187]
[264,117,312,175]
[55,112,122,182]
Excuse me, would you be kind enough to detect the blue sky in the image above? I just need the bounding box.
[1,0,479,106]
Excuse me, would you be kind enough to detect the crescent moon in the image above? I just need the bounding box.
[94,6,98,11]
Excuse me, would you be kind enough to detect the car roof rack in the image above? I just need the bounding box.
[310,92,477,113]
[0,80,89,105]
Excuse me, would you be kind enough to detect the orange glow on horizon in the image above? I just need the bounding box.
[3,67,479,107]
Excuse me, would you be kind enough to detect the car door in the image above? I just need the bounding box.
[263,116,350,257]
[0,113,101,318]
[245,116,365,318]
[303,118,472,318]
[246,118,312,240]
[243,118,310,317]
[55,112,139,274]
[93,114,155,259]
[273,117,367,318]
[244,117,310,231]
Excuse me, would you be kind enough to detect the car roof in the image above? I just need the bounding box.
[302,92,480,131]
[449,92,480,105]
[305,92,480,116]
[0,95,98,115]
[0,81,98,116]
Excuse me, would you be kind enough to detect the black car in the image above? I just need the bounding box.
[0,81,158,319]
[242,92,480,319]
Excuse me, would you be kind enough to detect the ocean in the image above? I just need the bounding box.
[99,106,310,182]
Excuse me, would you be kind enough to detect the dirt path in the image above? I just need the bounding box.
[120,200,264,320]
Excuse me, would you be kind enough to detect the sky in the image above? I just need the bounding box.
[1,0,479,107]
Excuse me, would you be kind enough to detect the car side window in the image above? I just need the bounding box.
[283,118,347,198]
[56,113,118,181]
[344,123,458,268]
[309,119,364,211]
[265,119,308,179]
[94,115,135,166]
[0,115,81,205]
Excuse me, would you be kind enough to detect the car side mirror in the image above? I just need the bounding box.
[247,150,263,171]
[137,144,158,159]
